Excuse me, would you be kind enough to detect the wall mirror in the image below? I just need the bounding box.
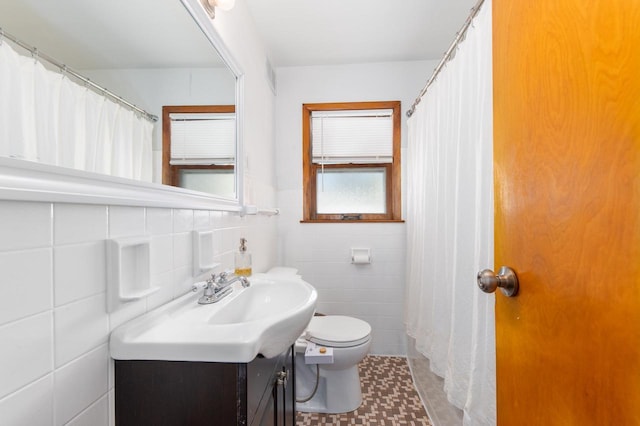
[0,0,242,207]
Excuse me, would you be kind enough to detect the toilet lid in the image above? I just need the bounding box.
[306,316,371,348]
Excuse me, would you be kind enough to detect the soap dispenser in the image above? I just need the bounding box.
[234,237,252,276]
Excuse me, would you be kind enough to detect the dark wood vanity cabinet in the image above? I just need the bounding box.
[114,346,295,426]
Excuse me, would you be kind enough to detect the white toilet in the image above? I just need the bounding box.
[295,315,372,414]
[262,267,372,414]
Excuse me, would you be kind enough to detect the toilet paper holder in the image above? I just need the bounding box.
[351,248,371,264]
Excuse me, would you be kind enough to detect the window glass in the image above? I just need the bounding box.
[316,168,387,214]
[179,169,235,198]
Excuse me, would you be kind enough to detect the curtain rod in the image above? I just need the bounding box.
[406,0,485,118]
[0,27,158,123]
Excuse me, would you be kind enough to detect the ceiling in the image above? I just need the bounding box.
[0,0,221,69]
[0,0,478,70]
[244,0,478,67]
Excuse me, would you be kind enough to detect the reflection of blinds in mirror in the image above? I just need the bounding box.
[311,109,393,164]
[169,113,236,165]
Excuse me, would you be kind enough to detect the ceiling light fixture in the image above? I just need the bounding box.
[200,0,236,19]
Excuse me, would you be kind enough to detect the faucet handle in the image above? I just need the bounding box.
[239,276,250,288]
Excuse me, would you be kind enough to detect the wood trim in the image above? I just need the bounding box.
[301,101,402,222]
[302,100,401,112]
[302,104,314,220]
[390,100,402,220]
[162,105,236,187]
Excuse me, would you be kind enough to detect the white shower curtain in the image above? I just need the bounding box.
[405,1,495,425]
[0,41,152,181]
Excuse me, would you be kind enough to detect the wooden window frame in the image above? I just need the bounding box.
[302,101,402,223]
[162,105,235,187]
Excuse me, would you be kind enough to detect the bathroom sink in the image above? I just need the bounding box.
[109,275,317,363]
[208,282,302,325]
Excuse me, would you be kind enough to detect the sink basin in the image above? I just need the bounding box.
[109,274,317,363]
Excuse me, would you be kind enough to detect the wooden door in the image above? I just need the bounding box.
[492,0,640,424]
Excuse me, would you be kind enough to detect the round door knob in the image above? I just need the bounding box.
[477,266,519,297]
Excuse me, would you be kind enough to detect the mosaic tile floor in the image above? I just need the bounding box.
[296,355,432,426]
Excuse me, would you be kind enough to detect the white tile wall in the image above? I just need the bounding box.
[0,249,52,325]
[0,202,52,251]
[54,242,106,306]
[54,295,109,367]
[0,199,276,425]
[172,232,193,269]
[65,395,109,426]
[53,204,107,245]
[0,375,53,426]
[150,235,173,275]
[146,270,174,311]
[277,189,407,355]
[0,312,53,399]
[145,208,173,235]
[194,210,211,230]
[108,206,146,238]
[54,345,109,425]
[173,209,194,233]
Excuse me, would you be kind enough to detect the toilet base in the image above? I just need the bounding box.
[296,363,363,414]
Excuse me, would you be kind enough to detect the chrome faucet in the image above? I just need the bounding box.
[197,272,250,305]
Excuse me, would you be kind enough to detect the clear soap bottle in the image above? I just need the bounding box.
[234,237,252,276]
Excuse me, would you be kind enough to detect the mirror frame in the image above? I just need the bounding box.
[0,0,245,212]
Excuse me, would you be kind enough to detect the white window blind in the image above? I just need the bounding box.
[170,113,236,165]
[311,109,393,164]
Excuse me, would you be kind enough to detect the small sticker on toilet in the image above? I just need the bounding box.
[305,342,334,364]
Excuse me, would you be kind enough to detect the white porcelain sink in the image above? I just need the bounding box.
[109,274,317,363]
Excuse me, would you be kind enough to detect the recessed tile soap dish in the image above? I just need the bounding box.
[107,236,159,313]
[192,230,220,276]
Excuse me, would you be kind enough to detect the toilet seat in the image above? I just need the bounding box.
[305,315,371,348]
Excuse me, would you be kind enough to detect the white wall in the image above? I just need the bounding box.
[211,0,278,212]
[275,60,437,355]
[0,2,278,425]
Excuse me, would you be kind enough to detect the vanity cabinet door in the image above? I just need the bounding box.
[248,355,278,426]
[251,346,295,426]
[257,389,276,426]
[271,347,295,426]
[280,347,295,426]
[114,360,246,425]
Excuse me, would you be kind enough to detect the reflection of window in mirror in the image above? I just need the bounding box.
[162,105,236,198]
